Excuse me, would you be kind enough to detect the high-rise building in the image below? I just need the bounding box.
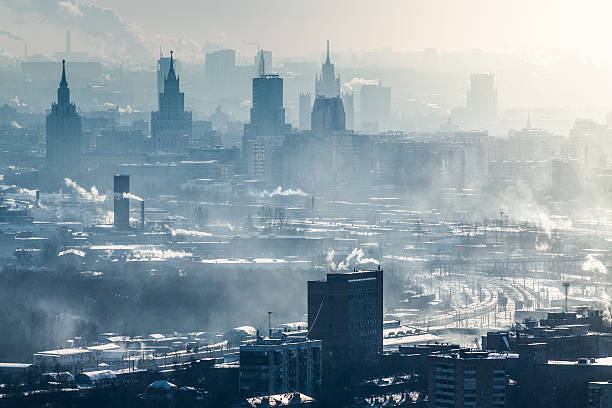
[311,96,345,133]
[151,51,192,152]
[46,60,81,169]
[239,336,322,398]
[307,268,383,375]
[205,49,236,97]
[242,50,288,176]
[360,83,391,132]
[428,351,507,408]
[467,73,497,123]
[157,53,181,95]
[299,92,311,131]
[341,90,354,130]
[315,41,340,98]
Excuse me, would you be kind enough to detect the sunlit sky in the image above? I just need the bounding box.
[1,0,612,61]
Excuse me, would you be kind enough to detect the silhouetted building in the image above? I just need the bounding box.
[205,49,236,98]
[341,90,354,130]
[428,351,507,408]
[311,96,345,133]
[242,50,288,176]
[307,268,383,377]
[361,83,391,132]
[114,174,129,230]
[315,41,340,98]
[45,60,81,188]
[467,73,497,123]
[151,51,192,152]
[299,92,311,131]
[157,53,180,95]
[239,336,322,398]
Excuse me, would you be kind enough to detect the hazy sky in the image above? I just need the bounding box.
[1,0,612,62]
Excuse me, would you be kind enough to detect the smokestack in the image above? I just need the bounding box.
[114,174,129,230]
[35,190,39,205]
[141,200,145,229]
[24,41,27,59]
[66,29,71,59]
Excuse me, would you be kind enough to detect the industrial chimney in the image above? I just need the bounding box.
[140,200,145,229]
[113,174,129,230]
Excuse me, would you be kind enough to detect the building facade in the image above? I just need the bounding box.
[311,97,345,133]
[239,336,322,398]
[151,51,192,152]
[307,269,383,374]
[46,60,81,170]
[428,351,507,408]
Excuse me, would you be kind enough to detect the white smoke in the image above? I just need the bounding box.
[335,248,380,271]
[582,254,607,276]
[17,187,36,196]
[130,248,192,261]
[10,121,21,129]
[64,178,106,202]
[114,192,143,201]
[170,229,212,238]
[343,77,381,92]
[326,249,336,270]
[0,0,150,63]
[251,186,308,198]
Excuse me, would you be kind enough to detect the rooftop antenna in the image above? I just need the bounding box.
[257,49,266,77]
[563,282,570,313]
[267,311,272,337]
[326,40,330,64]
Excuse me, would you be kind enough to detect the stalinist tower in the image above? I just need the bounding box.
[315,41,341,98]
[151,51,192,152]
[46,60,81,169]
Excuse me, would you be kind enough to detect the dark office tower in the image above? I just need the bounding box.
[467,73,497,123]
[299,92,311,131]
[204,49,236,97]
[242,50,287,174]
[113,174,129,230]
[341,90,354,130]
[361,83,391,132]
[46,60,81,169]
[307,269,383,379]
[151,51,192,152]
[315,40,340,98]
[311,96,345,133]
[157,52,181,95]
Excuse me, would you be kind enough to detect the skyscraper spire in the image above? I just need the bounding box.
[526,112,532,129]
[326,40,330,64]
[60,59,67,87]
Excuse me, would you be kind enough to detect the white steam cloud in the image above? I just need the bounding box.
[582,254,607,276]
[64,178,106,202]
[251,186,308,198]
[114,192,143,201]
[327,248,380,271]
[0,0,150,63]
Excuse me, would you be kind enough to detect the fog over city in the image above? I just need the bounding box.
[1,1,612,407]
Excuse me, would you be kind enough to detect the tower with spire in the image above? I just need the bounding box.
[242,50,288,178]
[315,41,341,98]
[151,51,192,152]
[46,59,81,172]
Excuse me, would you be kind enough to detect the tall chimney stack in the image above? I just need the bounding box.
[141,200,145,229]
[113,174,129,229]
